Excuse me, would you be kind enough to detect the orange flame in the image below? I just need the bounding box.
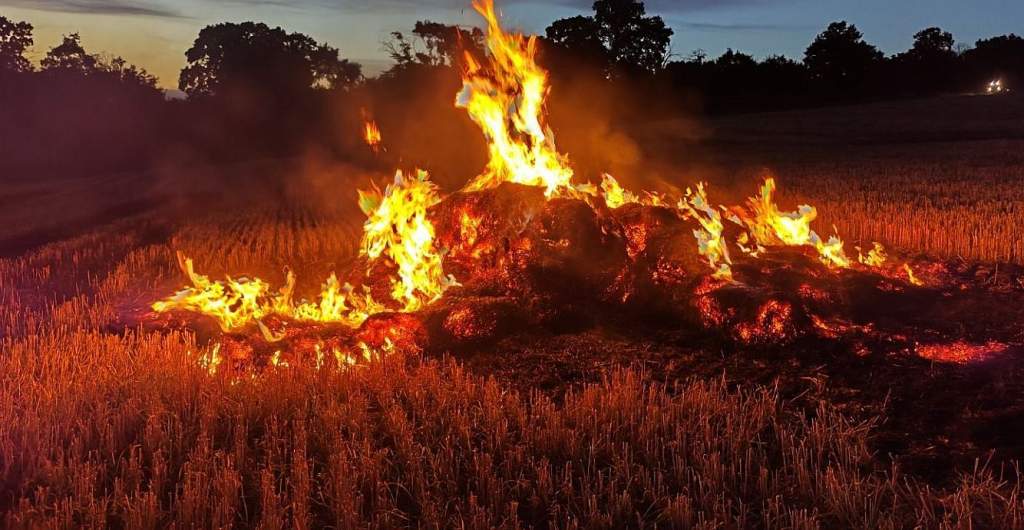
[364,120,382,151]
[457,0,576,197]
[679,184,732,280]
[359,170,458,311]
[153,170,454,333]
[737,177,851,268]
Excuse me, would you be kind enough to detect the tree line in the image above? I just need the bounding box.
[1,0,1022,179]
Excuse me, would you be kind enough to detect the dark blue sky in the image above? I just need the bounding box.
[1,0,1021,87]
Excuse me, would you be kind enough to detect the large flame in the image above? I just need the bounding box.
[154,0,926,370]
[153,170,453,334]
[359,170,458,312]
[457,0,575,197]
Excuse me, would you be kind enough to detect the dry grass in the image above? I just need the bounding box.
[641,95,1024,265]
[4,94,1024,527]
[777,140,1024,264]
[2,208,1024,529]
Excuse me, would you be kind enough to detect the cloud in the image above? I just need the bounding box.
[231,0,779,15]
[673,21,809,32]
[545,0,778,12]
[1,0,186,18]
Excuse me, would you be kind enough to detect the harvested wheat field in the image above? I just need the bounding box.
[5,1,1024,528]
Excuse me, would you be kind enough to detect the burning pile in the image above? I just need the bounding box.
[152,0,929,372]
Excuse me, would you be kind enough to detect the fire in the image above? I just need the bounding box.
[152,253,288,332]
[364,120,382,151]
[359,170,458,312]
[153,169,454,335]
[600,174,638,209]
[857,242,887,267]
[680,184,732,280]
[291,273,384,327]
[916,340,1006,364]
[904,263,924,286]
[737,177,851,268]
[153,0,935,374]
[457,0,576,197]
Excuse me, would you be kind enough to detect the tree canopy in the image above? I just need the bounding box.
[804,21,882,91]
[0,15,32,74]
[545,0,673,75]
[179,22,361,97]
[41,33,99,72]
[38,33,158,90]
[385,21,484,71]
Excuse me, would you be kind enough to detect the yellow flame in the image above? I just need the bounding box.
[904,263,924,286]
[152,253,282,332]
[364,120,382,151]
[359,170,458,312]
[739,177,851,268]
[600,174,639,209]
[857,242,887,267]
[457,0,575,197]
[679,184,732,280]
[153,170,454,332]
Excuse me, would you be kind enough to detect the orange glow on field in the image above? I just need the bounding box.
[152,0,933,372]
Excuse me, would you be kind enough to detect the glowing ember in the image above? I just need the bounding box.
[457,0,576,197]
[916,340,1007,364]
[735,299,794,344]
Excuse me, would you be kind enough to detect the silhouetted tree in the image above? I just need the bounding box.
[804,21,882,93]
[545,0,672,75]
[757,55,809,98]
[41,33,98,72]
[102,56,159,90]
[545,15,608,68]
[384,21,484,70]
[961,34,1024,89]
[179,22,361,97]
[1,30,164,177]
[595,0,673,74]
[889,27,958,95]
[909,27,955,58]
[38,33,158,89]
[0,15,32,75]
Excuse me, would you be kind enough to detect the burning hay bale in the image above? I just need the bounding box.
[514,198,629,302]
[431,182,547,291]
[142,0,968,375]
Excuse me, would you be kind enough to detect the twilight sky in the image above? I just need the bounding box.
[1,0,1021,89]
